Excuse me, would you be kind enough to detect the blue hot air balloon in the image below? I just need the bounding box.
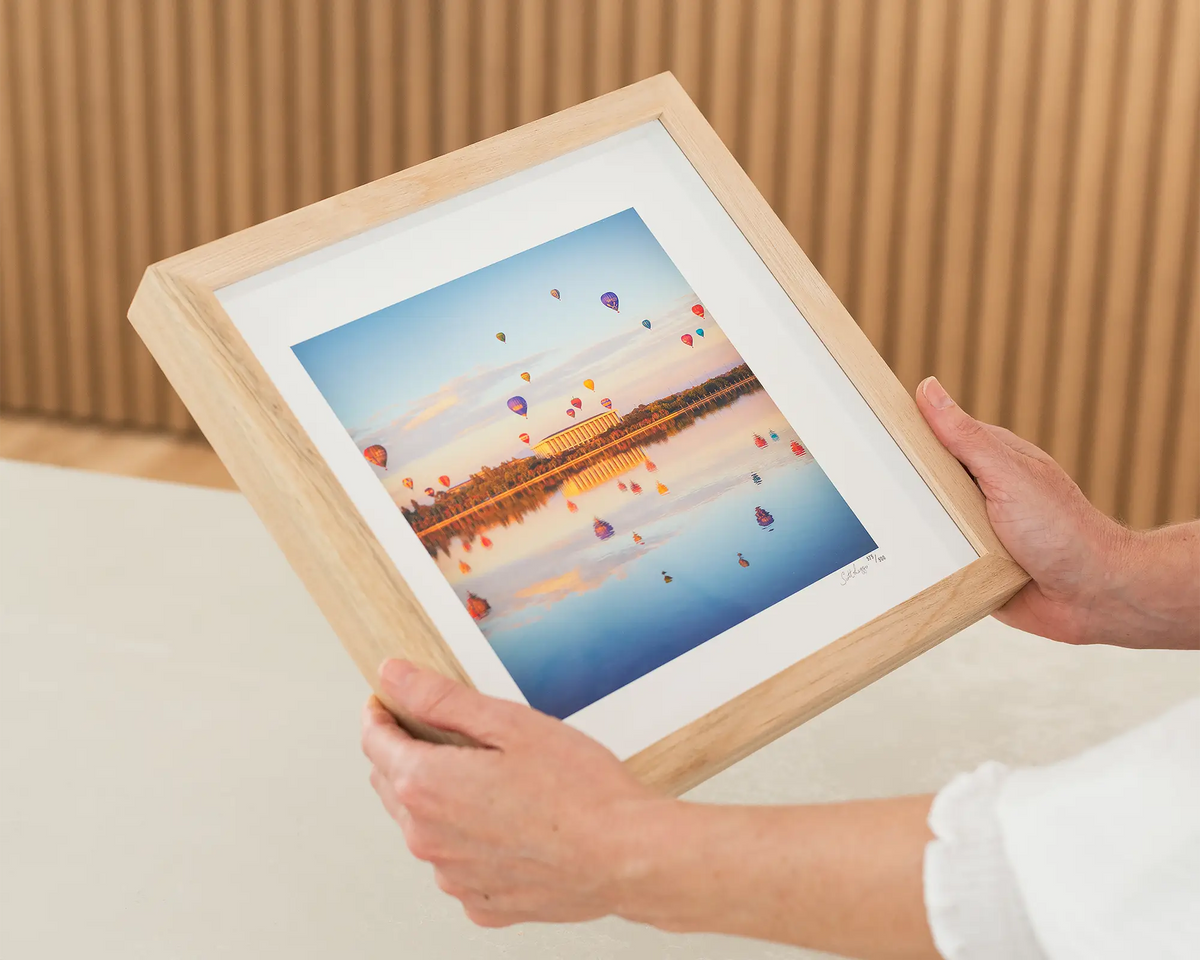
[507,396,528,418]
[642,319,651,330]
[600,291,619,312]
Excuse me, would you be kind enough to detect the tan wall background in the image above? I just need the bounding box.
[1,0,1197,527]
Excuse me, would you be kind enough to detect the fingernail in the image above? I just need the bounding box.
[923,377,955,410]
[379,659,415,689]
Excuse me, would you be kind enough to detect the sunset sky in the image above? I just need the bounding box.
[293,209,745,500]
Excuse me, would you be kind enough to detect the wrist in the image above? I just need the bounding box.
[604,796,710,931]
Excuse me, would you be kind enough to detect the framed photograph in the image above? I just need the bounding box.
[129,74,1027,794]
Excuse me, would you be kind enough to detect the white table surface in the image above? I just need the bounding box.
[1,459,1196,959]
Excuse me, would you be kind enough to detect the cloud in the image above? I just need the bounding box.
[404,391,459,430]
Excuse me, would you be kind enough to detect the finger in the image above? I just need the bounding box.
[915,377,1018,488]
[369,766,413,829]
[984,423,1053,462]
[362,695,439,784]
[379,660,534,748]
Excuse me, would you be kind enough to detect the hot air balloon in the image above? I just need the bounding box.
[692,304,705,318]
[601,398,613,410]
[751,473,762,485]
[566,500,578,513]
[402,477,414,489]
[424,487,435,497]
[755,506,775,528]
[695,328,704,338]
[681,333,693,347]
[519,432,530,444]
[656,482,669,495]
[495,332,506,342]
[458,560,472,574]
[645,460,657,472]
[600,291,619,312]
[642,319,651,330]
[593,517,615,541]
[753,433,768,448]
[661,571,673,583]
[550,288,560,300]
[507,396,528,418]
[363,444,388,469]
[566,408,576,418]
[521,372,531,382]
[571,397,582,409]
[467,593,491,620]
[439,475,450,487]
[583,379,594,391]
[630,482,642,494]
[460,539,472,552]
[480,536,493,549]
[791,440,806,456]
[738,553,750,568]
[632,532,643,544]
[770,430,779,441]
[617,481,627,492]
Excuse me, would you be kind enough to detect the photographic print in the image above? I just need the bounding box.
[293,209,877,719]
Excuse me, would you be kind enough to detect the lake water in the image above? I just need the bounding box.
[434,390,877,719]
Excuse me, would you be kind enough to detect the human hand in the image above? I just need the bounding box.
[360,660,675,927]
[916,374,1132,643]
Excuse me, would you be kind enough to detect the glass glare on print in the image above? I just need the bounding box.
[293,209,877,719]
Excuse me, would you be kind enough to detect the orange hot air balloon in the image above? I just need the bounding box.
[439,475,450,487]
[571,397,582,409]
[645,460,657,472]
[363,444,387,469]
[550,288,560,300]
[402,477,414,489]
[681,333,693,347]
[738,553,750,568]
[521,372,531,382]
[458,560,471,574]
[480,536,493,549]
[519,432,530,444]
[461,539,472,553]
[692,304,705,318]
[656,482,669,495]
[495,332,506,343]
[566,500,578,513]
[583,379,594,391]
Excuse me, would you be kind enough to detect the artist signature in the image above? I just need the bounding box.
[840,551,887,585]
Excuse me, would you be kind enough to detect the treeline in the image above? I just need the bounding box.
[401,364,762,554]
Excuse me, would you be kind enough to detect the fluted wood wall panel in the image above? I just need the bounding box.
[1,0,1196,526]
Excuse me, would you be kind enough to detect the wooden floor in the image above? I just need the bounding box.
[0,415,235,490]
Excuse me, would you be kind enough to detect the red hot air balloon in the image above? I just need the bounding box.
[439,475,450,487]
[480,536,493,549]
[571,397,582,409]
[424,487,435,497]
[519,433,530,444]
[692,304,705,318]
[566,500,578,513]
[363,444,388,469]
[566,408,576,418]
[601,398,613,410]
[600,291,619,312]
[402,477,414,489]
[507,396,528,418]
[681,333,693,347]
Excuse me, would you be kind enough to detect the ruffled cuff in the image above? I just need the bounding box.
[924,761,1047,960]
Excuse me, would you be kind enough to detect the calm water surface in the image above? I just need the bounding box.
[435,391,876,718]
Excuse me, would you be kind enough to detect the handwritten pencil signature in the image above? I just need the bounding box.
[840,551,887,585]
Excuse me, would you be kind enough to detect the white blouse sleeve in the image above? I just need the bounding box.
[924,696,1200,960]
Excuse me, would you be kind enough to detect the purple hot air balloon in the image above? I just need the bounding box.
[601,397,613,410]
[600,291,619,312]
[507,396,528,418]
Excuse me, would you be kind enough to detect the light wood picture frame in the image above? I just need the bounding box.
[129,74,1028,795]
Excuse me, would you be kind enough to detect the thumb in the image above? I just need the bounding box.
[379,659,527,748]
[916,377,1016,490]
